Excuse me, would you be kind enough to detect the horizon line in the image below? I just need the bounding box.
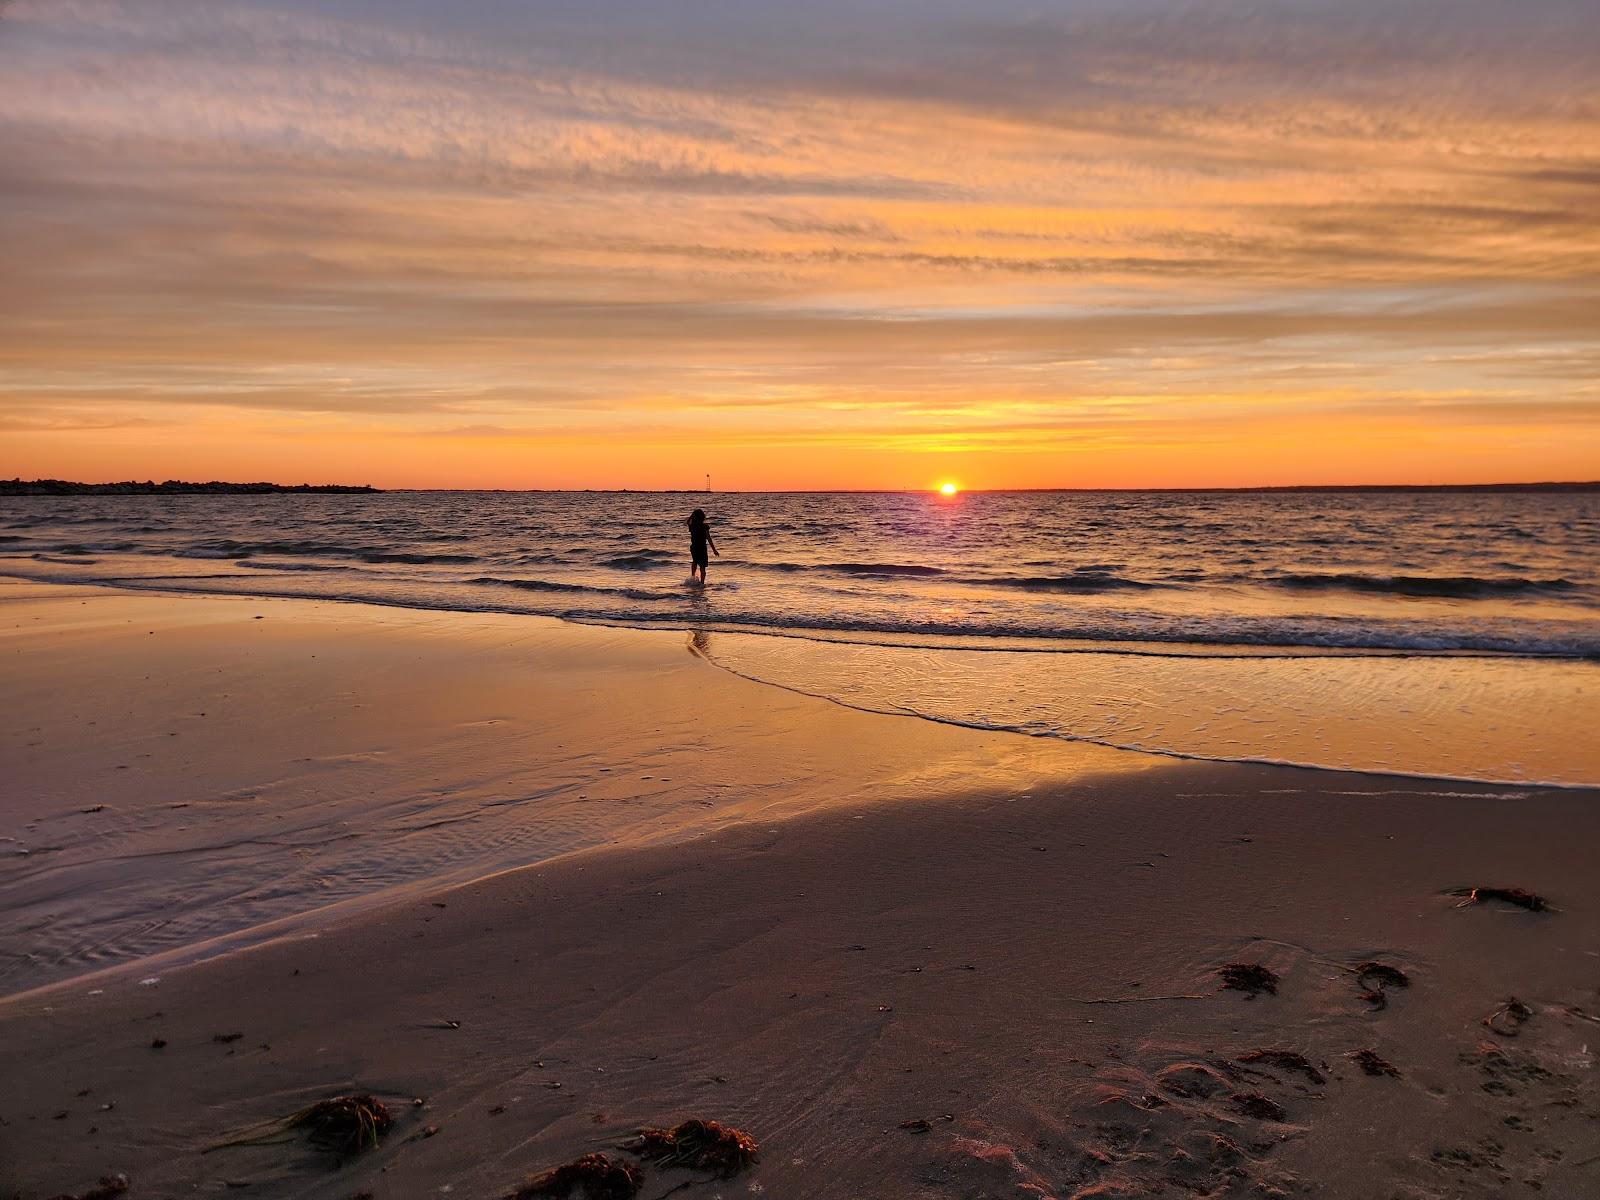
[7,477,1599,495]
[396,481,1600,494]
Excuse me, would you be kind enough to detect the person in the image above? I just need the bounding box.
[687,508,718,583]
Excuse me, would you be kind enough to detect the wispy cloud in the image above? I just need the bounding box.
[1,0,1596,485]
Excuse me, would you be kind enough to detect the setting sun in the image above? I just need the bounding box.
[938,482,959,496]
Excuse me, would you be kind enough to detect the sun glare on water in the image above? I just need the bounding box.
[938,482,959,496]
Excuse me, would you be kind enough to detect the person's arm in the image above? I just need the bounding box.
[709,532,719,556]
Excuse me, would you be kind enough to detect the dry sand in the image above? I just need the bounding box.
[2,580,1597,1199]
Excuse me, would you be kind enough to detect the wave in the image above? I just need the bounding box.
[732,562,1157,591]
[471,575,602,594]
[964,573,1159,592]
[720,559,950,577]
[556,604,1600,659]
[730,560,807,573]
[468,575,682,602]
[176,539,477,565]
[236,560,346,572]
[39,542,138,555]
[355,551,478,565]
[600,550,676,570]
[823,562,947,576]
[1269,572,1577,598]
[4,561,1595,658]
[178,539,356,559]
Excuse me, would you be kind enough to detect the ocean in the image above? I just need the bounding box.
[3,489,1597,785]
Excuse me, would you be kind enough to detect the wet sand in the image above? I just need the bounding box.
[2,580,1598,1198]
[0,579,1136,997]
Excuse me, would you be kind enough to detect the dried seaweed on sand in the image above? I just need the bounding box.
[1447,886,1551,912]
[206,1093,394,1157]
[1484,997,1534,1037]
[1230,1092,1286,1121]
[624,1118,759,1177]
[1350,1049,1401,1077]
[1236,1049,1325,1085]
[1218,962,1279,997]
[1350,960,1409,1010]
[507,1153,642,1199]
[1353,961,1408,990]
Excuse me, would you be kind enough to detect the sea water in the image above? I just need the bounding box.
[3,489,1597,784]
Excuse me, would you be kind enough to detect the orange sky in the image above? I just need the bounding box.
[2,0,1597,489]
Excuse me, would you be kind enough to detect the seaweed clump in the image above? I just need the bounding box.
[207,1093,394,1158]
[627,1118,759,1177]
[1230,1092,1286,1121]
[1484,997,1534,1038]
[508,1153,642,1200]
[1237,1049,1325,1085]
[1350,1049,1401,1078]
[1448,886,1550,912]
[1353,961,1410,1011]
[290,1094,394,1154]
[1218,962,1279,998]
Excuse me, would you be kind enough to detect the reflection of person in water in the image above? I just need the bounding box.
[687,508,718,584]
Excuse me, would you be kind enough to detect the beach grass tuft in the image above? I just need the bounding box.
[285,1093,394,1154]
[626,1118,760,1177]
[206,1092,394,1158]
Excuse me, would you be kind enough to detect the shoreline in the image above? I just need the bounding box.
[690,635,1600,791]
[5,569,1596,791]
[2,580,1598,1197]
[0,578,1151,1001]
[12,562,1596,665]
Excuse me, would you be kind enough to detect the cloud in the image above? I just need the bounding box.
[0,0,1596,484]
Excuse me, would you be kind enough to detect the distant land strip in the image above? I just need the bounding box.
[0,479,381,495]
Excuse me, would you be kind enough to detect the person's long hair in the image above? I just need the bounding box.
[688,508,707,527]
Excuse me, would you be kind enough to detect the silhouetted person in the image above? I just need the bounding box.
[687,508,718,584]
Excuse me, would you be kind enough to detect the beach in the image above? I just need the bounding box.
[3,578,1598,1198]
[8,0,1600,1190]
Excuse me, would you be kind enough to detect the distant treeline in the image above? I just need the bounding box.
[0,479,381,496]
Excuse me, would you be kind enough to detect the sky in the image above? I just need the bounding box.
[2,0,1597,490]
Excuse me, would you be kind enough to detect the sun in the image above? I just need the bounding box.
[938,482,959,496]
